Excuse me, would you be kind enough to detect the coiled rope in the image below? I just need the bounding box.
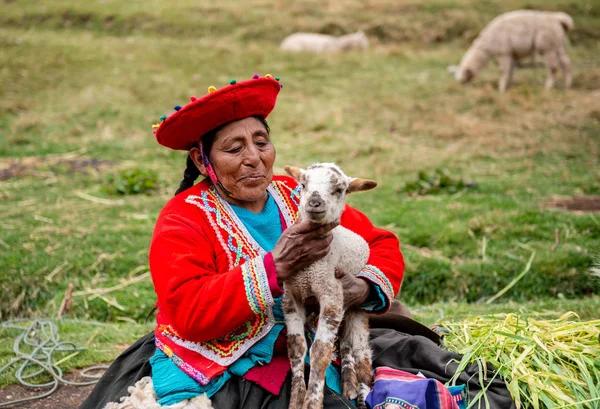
[0,319,109,407]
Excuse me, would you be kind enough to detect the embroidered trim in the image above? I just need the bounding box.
[213,191,266,257]
[185,193,235,269]
[160,309,274,366]
[241,256,274,314]
[167,180,300,368]
[155,337,212,386]
[269,182,299,228]
[357,264,395,304]
[372,398,419,409]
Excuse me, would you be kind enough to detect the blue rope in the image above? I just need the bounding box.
[0,319,109,407]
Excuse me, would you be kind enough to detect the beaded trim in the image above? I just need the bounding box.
[357,264,395,304]
[155,337,212,386]
[269,181,300,228]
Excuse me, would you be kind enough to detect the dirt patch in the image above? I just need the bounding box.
[0,372,95,409]
[0,157,113,181]
[546,196,600,213]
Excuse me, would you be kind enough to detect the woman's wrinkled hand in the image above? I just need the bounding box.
[336,269,371,310]
[271,220,339,283]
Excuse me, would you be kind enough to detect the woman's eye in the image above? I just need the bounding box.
[226,147,241,153]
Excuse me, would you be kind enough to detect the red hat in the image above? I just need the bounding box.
[153,74,282,151]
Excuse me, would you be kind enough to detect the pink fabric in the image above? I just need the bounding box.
[264,252,283,297]
[243,356,290,395]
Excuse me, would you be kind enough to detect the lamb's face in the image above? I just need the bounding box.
[298,165,349,224]
[456,67,474,83]
[284,163,378,225]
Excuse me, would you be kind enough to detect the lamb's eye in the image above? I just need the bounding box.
[334,188,344,195]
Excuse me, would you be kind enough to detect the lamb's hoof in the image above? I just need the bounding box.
[355,399,368,409]
[342,368,359,400]
[356,383,371,409]
[289,384,306,409]
[342,384,358,401]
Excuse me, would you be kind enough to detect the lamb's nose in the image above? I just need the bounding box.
[308,193,323,208]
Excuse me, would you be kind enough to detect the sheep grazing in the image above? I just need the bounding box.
[283,163,377,409]
[455,10,574,92]
[280,31,369,53]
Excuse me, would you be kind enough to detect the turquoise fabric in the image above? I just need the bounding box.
[230,193,282,252]
[360,283,387,312]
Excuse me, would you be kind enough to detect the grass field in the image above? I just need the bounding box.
[1,0,599,388]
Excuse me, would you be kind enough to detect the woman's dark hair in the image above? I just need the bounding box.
[174,116,270,196]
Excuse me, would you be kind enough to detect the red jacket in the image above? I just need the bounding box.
[150,175,404,384]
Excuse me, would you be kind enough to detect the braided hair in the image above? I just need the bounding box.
[174,116,270,196]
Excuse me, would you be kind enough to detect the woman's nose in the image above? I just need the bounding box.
[242,145,261,166]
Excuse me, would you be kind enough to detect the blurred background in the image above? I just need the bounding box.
[0,0,599,389]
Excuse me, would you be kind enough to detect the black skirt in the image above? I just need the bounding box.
[80,306,514,409]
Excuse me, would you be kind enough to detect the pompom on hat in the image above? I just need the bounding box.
[153,74,283,151]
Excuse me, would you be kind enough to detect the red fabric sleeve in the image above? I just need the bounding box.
[150,212,277,343]
[340,204,405,313]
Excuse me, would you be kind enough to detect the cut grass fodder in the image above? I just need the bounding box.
[442,312,600,409]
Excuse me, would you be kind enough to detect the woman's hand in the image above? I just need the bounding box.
[271,220,339,283]
[303,270,371,311]
[336,269,371,309]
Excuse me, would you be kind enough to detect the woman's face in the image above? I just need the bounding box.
[196,117,276,207]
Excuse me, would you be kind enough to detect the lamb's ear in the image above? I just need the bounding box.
[284,165,303,181]
[347,178,377,194]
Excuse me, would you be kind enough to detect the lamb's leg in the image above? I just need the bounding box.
[543,51,560,90]
[304,283,344,409]
[339,319,359,402]
[342,310,373,409]
[498,55,514,93]
[283,290,308,409]
[558,48,572,89]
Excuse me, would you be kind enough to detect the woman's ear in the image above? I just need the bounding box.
[189,147,207,177]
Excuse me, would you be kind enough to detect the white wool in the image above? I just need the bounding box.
[280,31,369,53]
[103,376,213,409]
[455,10,573,91]
[283,162,375,409]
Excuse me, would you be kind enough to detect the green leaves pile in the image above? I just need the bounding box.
[442,312,600,409]
[105,168,159,195]
[403,168,477,196]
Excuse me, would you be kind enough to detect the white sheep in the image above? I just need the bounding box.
[455,10,574,92]
[280,31,369,53]
[283,163,377,409]
[102,376,213,409]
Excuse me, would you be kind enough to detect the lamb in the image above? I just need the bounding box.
[280,31,369,53]
[283,163,377,409]
[455,10,574,92]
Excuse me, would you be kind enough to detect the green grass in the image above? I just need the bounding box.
[1,0,599,387]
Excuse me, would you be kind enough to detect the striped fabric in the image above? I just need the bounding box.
[366,366,466,409]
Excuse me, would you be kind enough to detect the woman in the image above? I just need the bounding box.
[81,74,514,409]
